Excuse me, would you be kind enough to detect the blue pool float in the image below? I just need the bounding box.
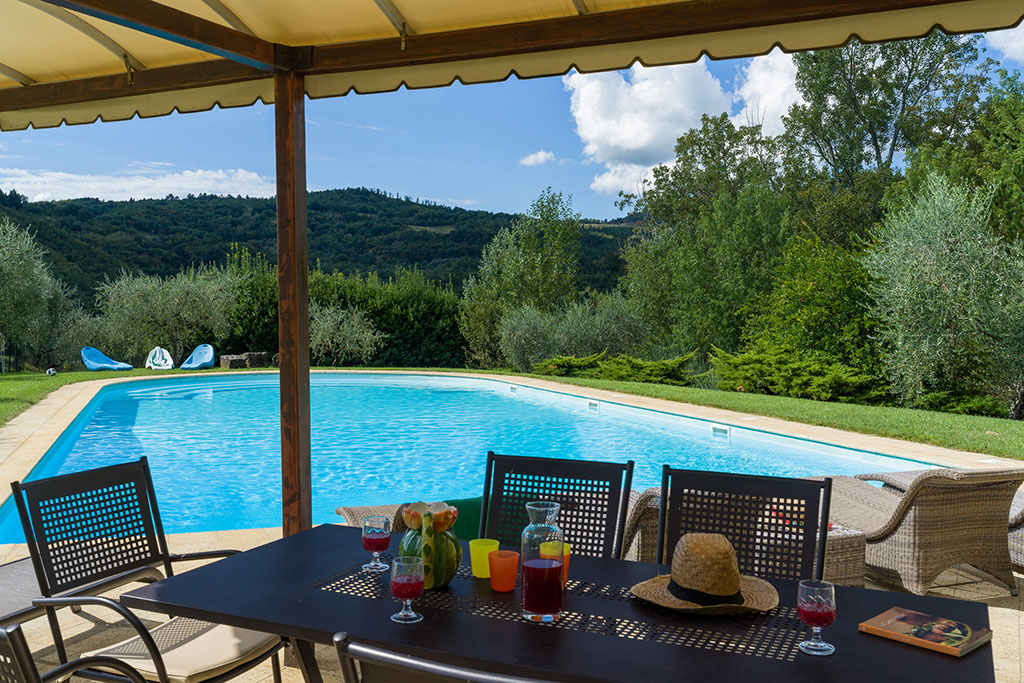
[81,347,133,371]
[181,344,215,370]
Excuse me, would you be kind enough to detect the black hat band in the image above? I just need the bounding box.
[666,578,744,606]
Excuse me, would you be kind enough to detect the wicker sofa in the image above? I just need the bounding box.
[829,469,1024,595]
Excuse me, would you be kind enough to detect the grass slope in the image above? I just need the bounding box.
[2,369,1022,460]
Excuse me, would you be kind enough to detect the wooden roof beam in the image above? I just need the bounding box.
[37,0,287,70]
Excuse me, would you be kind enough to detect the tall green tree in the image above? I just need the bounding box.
[620,115,806,355]
[459,189,581,366]
[787,31,989,187]
[863,172,1024,417]
[892,69,1024,240]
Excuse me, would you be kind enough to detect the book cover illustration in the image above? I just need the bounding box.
[859,607,992,656]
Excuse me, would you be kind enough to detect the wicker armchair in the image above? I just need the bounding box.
[829,468,1024,595]
[856,469,1024,574]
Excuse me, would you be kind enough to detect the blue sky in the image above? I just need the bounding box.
[0,27,1021,220]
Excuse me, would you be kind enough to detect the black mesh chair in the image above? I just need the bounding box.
[10,458,283,683]
[656,467,832,581]
[480,452,634,559]
[334,632,554,683]
[1,623,147,683]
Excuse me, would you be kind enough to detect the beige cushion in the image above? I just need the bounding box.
[83,618,279,683]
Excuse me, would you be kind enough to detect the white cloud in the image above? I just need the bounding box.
[444,197,484,207]
[563,60,730,195]
[0,167,275,201]
[987,25,1024,64]
[732,50,802,135]
[519,149,555,166]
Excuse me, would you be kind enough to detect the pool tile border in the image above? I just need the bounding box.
[1,369,1022,512]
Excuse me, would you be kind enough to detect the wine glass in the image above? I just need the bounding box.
[361,516,390,572]
[390,556,425,624]
[797,580,836,656]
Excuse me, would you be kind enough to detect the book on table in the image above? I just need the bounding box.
[859,607,992,657]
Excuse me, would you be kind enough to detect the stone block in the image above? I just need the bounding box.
[242,351,270,368]
[220,354,246,369]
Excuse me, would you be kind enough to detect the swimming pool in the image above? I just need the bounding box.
[0,373,929,542]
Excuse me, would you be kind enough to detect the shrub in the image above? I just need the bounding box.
[710,343,889,404]
[498,293,644,372]
[311,267,463,367]
[222,246,278,356]
[532,351,697,386]
[309,303,385,366]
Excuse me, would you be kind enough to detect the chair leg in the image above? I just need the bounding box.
[45,606,68,663]
[271,651,282,683]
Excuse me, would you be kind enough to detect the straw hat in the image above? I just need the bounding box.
[630,533,779,614]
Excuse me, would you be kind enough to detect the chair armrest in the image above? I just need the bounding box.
[169,549,239,563]
[32,596,169,683]
[41,655,148,683]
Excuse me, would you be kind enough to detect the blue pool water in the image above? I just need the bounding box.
[0,373,928,542]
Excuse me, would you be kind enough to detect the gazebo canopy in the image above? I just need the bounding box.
[2,0,1022,131]
[1,0,1021,535]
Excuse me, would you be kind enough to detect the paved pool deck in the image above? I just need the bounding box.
[0,370,1022,680]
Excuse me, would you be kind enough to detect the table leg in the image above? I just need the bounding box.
[286,639,324,683]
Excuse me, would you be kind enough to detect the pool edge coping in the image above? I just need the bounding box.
[1,369,1022,512]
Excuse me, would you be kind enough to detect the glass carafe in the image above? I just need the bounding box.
[521,501,564,622]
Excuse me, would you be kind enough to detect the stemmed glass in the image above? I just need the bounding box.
[361,516,391,572]
[390,556,425,624]
[797,580,837,656]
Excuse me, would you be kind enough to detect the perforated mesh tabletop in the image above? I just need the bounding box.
[122,525,995,683]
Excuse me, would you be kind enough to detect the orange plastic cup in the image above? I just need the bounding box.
[540,541,571,586]
[488,550,519,592]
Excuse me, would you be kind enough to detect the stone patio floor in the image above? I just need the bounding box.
[2,526,1021,683]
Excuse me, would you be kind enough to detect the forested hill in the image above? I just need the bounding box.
[0,188,633,300]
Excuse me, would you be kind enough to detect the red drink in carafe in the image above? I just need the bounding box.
[522,558,563,616]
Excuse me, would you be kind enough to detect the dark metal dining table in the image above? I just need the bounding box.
[121,524,995,682]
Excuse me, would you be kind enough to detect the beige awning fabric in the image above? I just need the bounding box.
[1,0,1022,131]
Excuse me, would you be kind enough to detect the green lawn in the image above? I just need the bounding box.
[2,368,1023,460]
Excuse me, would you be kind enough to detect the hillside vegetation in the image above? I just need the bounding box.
[0,187,632,300]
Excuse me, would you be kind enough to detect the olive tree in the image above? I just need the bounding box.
[309,303,385,366]
[97,265,237,365]
[459,188,581,367]
[863,172,1024,417]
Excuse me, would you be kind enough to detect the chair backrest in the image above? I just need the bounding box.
[479,452,634,559]
[657,467,832,581]
[10,458,172,596]
[334,632,553,683]
[0,624,41,683]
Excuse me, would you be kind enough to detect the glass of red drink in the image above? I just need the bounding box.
[797,580,836,656]
[390,556,425,624]
[361,516,391,573]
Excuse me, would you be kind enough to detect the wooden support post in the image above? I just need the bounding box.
[275,70,311,536]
